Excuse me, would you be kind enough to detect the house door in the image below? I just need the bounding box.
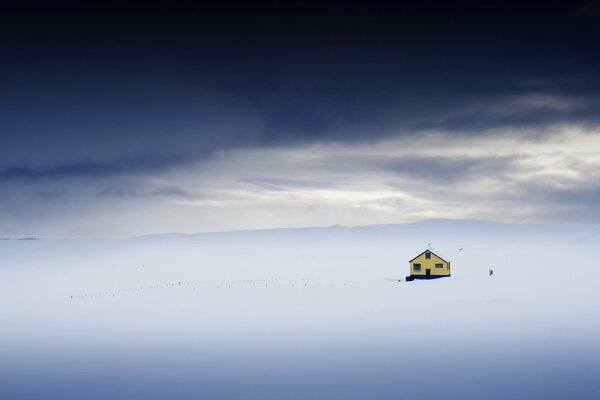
[426,269,431,279]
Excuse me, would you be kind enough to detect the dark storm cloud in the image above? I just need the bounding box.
[238,177,334,191]
[299,153,519,185]
[378,155,518,183]
[0,155,186,181]
[517,179,600,208]
[96,185,193,199]
[1,1,600,170]
[416,98,600,133]
[34,190,69,201]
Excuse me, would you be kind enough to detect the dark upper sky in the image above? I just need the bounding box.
[2,2,600,236]
[3,2,599,147]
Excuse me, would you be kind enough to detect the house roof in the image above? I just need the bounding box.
[408,248,450,263]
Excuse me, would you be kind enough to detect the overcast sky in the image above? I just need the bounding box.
[1,2,600,238]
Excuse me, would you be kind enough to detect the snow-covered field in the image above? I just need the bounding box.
[1,219,599,399]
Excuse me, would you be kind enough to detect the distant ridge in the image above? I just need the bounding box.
[126,218,596,241]
[0,237,41,241]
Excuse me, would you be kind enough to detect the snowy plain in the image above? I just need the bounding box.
[1,219,599,399]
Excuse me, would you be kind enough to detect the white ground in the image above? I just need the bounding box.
[1,220,599,399]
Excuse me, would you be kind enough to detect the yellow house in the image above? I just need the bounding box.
[407,249,451,280]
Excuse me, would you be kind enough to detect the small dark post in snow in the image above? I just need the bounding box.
[489,269,494,276]
[178,281,181,286]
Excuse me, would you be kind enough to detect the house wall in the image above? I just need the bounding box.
[410,251,450,276]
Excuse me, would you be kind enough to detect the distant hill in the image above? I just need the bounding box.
[126,218,599,242]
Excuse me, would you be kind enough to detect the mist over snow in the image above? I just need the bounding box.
[1,220,599,399]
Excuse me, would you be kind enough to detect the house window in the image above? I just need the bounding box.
[425,252,431,259]
[435,263,443,268]
[413,263,421,271]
